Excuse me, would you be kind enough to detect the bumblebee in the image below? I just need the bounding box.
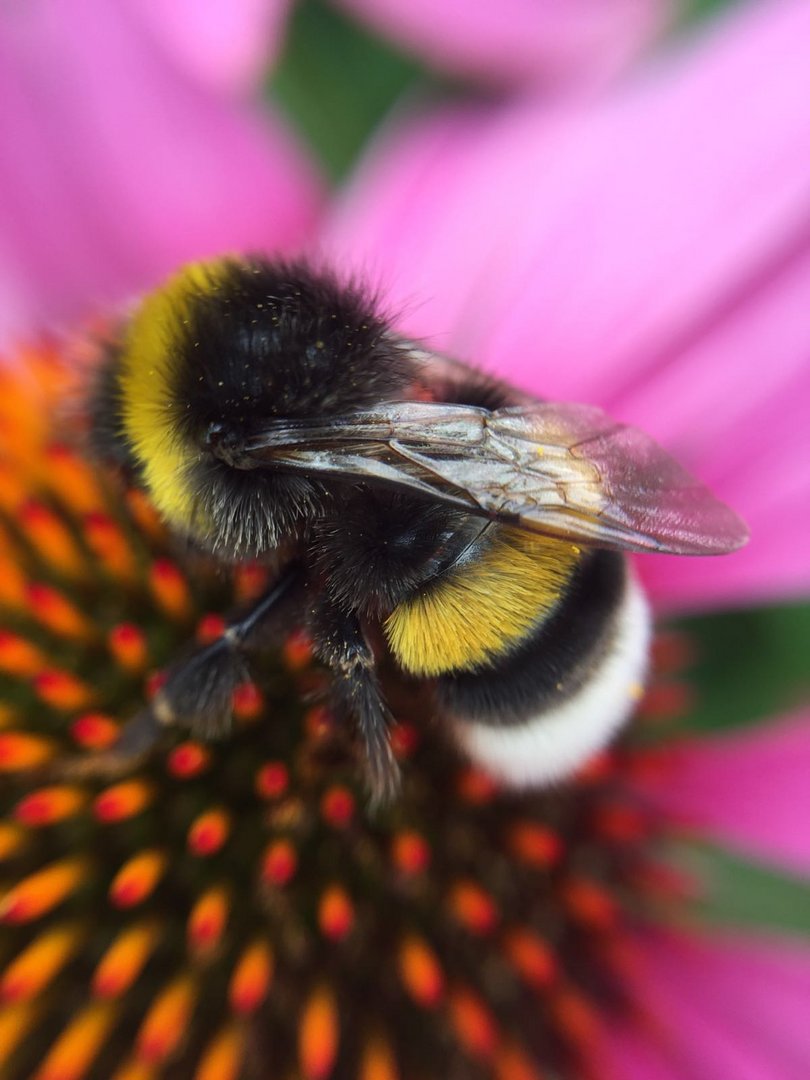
[91,256,748,801]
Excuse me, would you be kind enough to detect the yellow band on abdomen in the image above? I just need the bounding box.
[385,527,581,677]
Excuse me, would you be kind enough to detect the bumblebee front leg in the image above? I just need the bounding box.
[309,604,400,805]
[103,564,304,764]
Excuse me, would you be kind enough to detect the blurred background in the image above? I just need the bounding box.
[1,0,808,1048]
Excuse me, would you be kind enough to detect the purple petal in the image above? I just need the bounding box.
[325,0,810,610]
[0,0,321,344]
[334,0,671,87]
[605,930,810,1080]
[131,0,291,92]
[635,369,810,610]
[633,712,810,876]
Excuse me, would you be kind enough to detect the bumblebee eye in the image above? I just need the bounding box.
[201,422,248,468]
[201,421,227,450]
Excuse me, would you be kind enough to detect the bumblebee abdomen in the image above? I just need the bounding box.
[437,552,651,787]
[384,527,581,677]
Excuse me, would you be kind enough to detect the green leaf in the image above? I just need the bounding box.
[269,0,430,182]
[669,602,810,734]
[673,842,810,937]
[678,0,748,27]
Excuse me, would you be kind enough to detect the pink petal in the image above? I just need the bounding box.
[0,0,321,345]
[605,930,810,1080]
[325,0,810,610]
[633,711,810,876]
[635,366,810,611]
[131,0,290,93]
[334,0,671,88]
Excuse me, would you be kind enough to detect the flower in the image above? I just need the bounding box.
[2,344,806,1079]
[0,0,321,346]
[332,0,673,89]
[0,342,808,1077]
[2,1,809,1076]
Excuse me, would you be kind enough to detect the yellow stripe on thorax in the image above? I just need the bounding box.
[385,526,581,677]
[118,259,230,529]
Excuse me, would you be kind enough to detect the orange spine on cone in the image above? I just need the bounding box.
[391,830,431,876]
[109,1060,155,1080]
[507,822,562,867]
[299,985,339,1080]
[26,583,92,640]
[0,731,56,771]
[449,989,499,1060]
[0,631,47,677]
[44,445,105,514]
[0,1001,39,1065]
[187,809,231,856]
[14,785,86,827]
[194,1021,245,1080]
[260,838,298,886]
[319,786,355,829]
[109,851,167,908]
[0,924,82,1002]
[136,975,196,1065]
[31,1001,116,1080]
[149,559,191,621]
[19,500,85,577]
[397,936,445,1008]
[447,880,499,935]
[107,623,148,672]
[228,939,274,1014]
[0,858,87,924]
[166,741,211,779]
[70,713,120,750]
[187,887,230,956]
[93,779,154,823]
[494,1042,544,1080]
[562,878,618,930]
[92,922,161,999]
[0,821,26,859]
[503,928,557,989]
[360,1036,399,1080]
[34,669,95,711]
[318,885,355,941]
[83,512,138,583]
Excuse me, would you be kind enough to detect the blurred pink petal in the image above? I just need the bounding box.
[132,0,290,92]
[635,711,810,876]
[606,931,810,1079]
[325,0,810,611]
[0,0,321,344]
[334,0,671,88]
[635,372,810,610]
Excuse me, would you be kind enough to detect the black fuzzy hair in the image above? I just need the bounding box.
[170,256,411,445]
[86,338,137,472]
[312,489,483,617]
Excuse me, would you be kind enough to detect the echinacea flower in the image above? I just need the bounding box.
[1,2,809,1078]
[0,0,321,346]
[2,344,807,1080]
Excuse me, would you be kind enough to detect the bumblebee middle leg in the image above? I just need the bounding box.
[308,603,400,805]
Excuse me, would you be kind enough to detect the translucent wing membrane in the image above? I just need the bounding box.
[242,401,749,556]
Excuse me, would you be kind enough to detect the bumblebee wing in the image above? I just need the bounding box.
[245,401,748,556]
[452,402,748,554]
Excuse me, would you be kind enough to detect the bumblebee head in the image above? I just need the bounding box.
[96,257,408,558]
